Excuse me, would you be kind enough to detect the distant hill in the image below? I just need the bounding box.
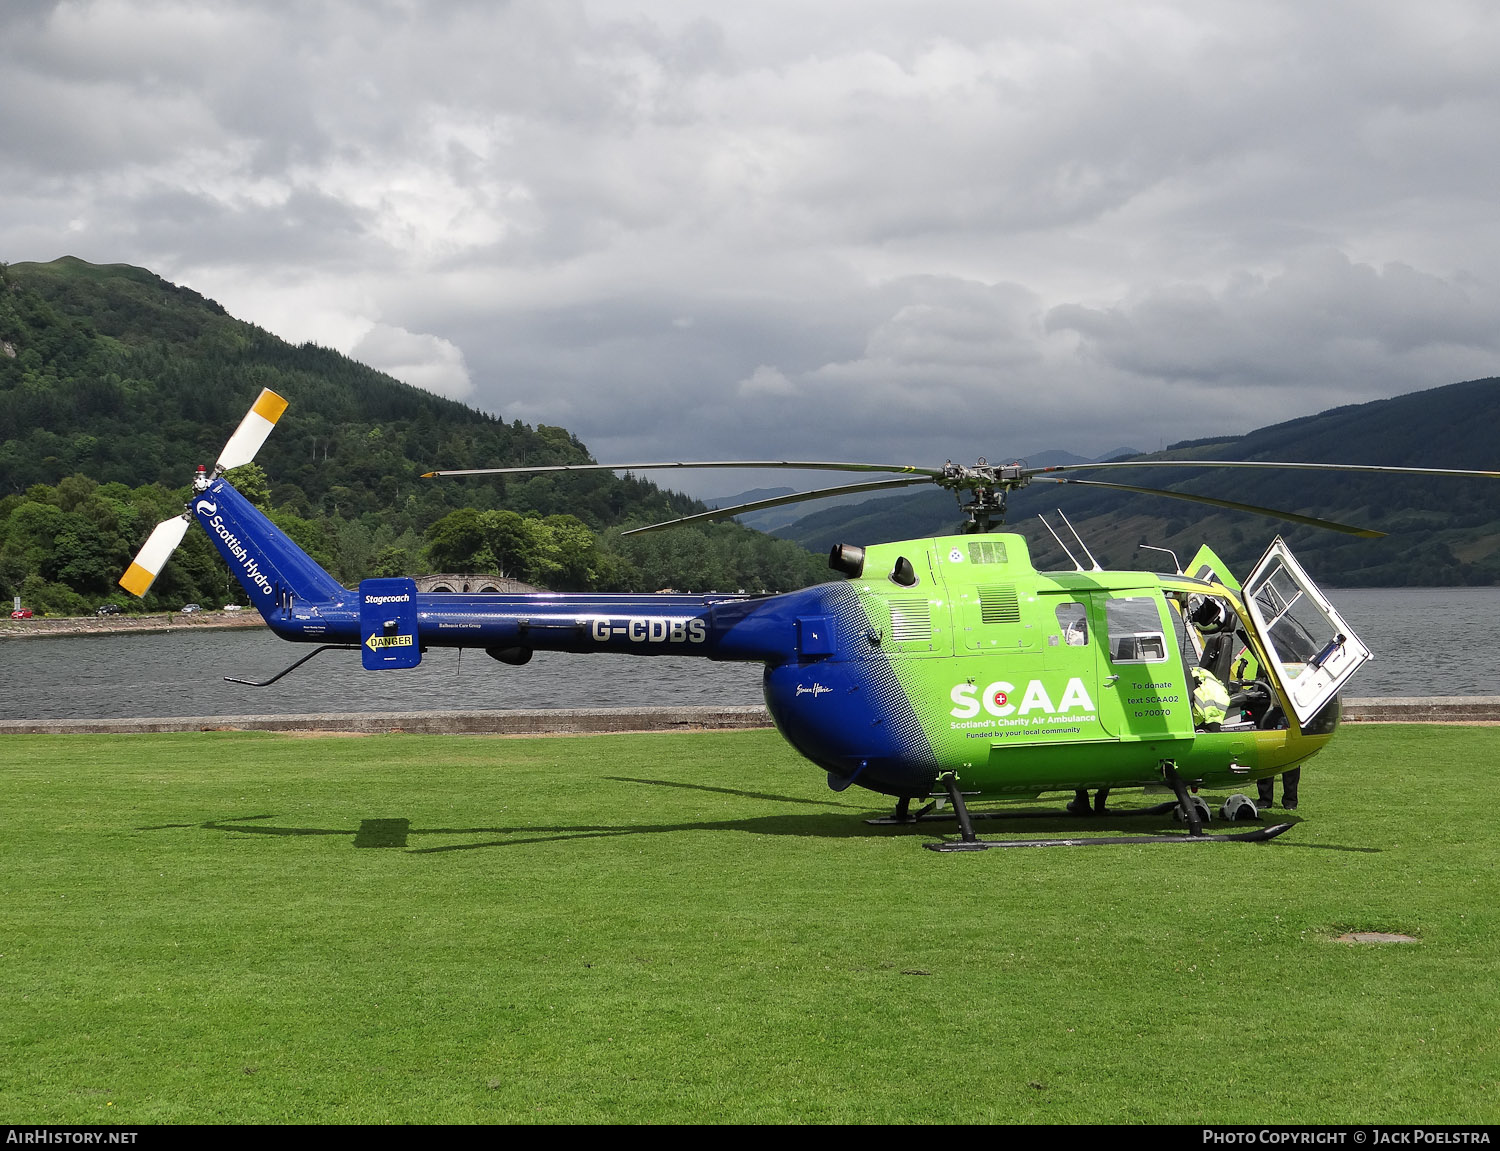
[770,380,1500,586]
[702,487,802,532]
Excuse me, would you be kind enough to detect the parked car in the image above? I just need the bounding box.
[96,604,123,616]
[10,608,33,619]
[222,604,243,612]
[180,603,202,614]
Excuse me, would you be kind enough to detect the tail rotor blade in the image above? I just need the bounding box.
[216,388,289,472]
[119,516,191,597]
[120,389,292,598]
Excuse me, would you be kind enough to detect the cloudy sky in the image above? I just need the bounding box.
[4,0,1499,496]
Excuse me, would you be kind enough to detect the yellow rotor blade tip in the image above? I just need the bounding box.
[119,562,155,598]
[251,389,289,424]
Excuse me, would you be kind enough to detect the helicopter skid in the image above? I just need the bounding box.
[866,800,1179,826]
[924,822,1295,851]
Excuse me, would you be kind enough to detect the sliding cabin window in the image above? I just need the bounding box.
[1104,596,1169,664]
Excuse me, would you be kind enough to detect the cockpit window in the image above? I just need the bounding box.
[1168,595,1200,660]
[1105,597,1168,663]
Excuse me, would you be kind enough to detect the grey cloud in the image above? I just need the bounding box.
[445,273,1138,473]
[0,67,222,174]
[1045,251,1500,390]
[135,186,374,265]
[4,1,1500,491]
[350,322,474,401]
[13,182,375,270]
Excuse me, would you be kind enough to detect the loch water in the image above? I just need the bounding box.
[2,587,1497,721]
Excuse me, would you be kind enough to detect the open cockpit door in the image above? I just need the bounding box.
[1242,537,1371,726]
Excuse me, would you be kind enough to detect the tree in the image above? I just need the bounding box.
[371,545,415,578]
[52,517,117,594]
[224,463,272,510]
[425,508,489,572]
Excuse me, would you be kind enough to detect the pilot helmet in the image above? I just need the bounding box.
[1188,595,1229,634]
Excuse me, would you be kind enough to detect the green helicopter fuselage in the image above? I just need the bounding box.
[787,531,1350,799]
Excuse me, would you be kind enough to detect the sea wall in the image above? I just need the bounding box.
[2,699,1497,736]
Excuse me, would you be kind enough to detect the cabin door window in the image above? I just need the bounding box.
[1093,593,1193,740]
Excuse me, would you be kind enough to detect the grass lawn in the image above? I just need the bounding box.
[1,724,1497,1124]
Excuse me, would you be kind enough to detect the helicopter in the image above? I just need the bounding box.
[121,389,1500,850]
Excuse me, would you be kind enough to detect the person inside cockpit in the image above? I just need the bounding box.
[1188,594,1230,638]
[1186,592,1279,730]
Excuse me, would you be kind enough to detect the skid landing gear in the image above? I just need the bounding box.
[926,772,990,852]
[867,791,1176,827]
[913,770,1295,851]
[877,795,939,825]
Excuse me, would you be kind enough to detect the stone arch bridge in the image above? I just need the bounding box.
[413,574,541,595]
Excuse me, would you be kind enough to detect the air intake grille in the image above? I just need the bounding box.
[978,584,1021,624]
[888,599,932,642]
[968,540,1009,565]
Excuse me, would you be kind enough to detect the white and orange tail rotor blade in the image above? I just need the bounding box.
[119,515,191,598]
[215,388,289,472]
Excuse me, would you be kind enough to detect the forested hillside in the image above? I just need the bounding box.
[0,258,827,614]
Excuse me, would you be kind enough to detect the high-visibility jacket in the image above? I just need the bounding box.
[1192,666,1231,726]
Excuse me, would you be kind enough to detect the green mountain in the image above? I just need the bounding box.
[773,378,1500,586]
[0,257,827,612]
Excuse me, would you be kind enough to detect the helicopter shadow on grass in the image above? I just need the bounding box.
[140,800,1380,855]
[139,799,897,856]
[598,775,1310,846]
[1244,818,1382,854]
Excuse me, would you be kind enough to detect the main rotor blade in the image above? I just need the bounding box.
[422,460,944,480]
[621,476,935,536]
[119,515,191,597]
[1027,459,1500,481]
[217,388,290,472]
[1030,476,1386,537]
